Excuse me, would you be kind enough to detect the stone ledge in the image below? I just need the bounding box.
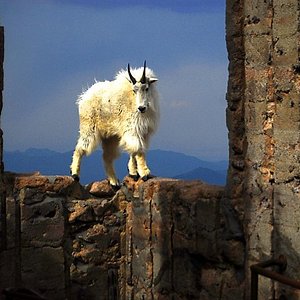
[2,173,244,299]
[8,173,225,200]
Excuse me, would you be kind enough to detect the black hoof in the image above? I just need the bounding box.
[129,174,140,181]
[111,184,121,192]
[72,174,80,182]
[109,179,121,192]
[141,174,155,182]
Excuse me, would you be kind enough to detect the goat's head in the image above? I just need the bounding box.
[128,61,158,113]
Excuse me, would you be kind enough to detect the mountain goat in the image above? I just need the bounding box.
[70,61,159,189]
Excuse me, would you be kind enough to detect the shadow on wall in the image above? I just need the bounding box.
[123,178,245,299]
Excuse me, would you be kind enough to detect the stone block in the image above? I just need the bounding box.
[86,180,116,197]
[273,36,298,65]
[273,5,298,37]
[65,187,127,300]
[245,104,266,133]
[244,0,271,21]
[245,68,270,98]
[15,175,88,199]
[70,264,109,300]
[172,251,202,297]
[6,196,17,250]
[21,197,64,247]
[222,240,245,267]
[244,17,272,35]
[0,250,17,294]
[67,200,94,223]
[245,135,265,163]
[195,198,220,260]
[21,246,65,299]
[244,35,272,67]
[200,265,244,300]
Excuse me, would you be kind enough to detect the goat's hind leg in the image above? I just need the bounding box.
[70,128,99,181]
[70,145,85,181]
[102,136,120,189]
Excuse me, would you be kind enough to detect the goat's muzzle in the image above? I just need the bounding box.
[138,106,147,113]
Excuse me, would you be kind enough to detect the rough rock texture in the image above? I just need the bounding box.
[0,175,244,300]
[123,177,243,300]
[66,190,128,299]
[1,175,128,300]
[226,0,300,299]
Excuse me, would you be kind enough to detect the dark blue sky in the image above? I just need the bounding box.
[1,0,228,160]
[51,0,224,13]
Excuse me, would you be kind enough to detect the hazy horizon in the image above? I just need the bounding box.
[3,146,228,162]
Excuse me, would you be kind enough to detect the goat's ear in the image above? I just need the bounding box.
[149,78,158,84]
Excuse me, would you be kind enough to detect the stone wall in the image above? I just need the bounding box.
[0,175,244,300]
[1,175,127,300]
[226,0,300,299]
[122,178,243,299]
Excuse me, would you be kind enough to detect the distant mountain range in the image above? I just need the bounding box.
[3,148,228,185]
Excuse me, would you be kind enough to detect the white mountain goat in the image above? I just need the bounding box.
[70,61,159,189]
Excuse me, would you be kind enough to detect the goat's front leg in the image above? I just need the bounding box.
[135,152,152,181]
[128,154,139,181]
[102,137,120,189]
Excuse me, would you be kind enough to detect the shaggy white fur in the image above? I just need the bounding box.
[70,63,159,187]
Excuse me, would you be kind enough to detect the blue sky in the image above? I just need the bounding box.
[0,0,228,160]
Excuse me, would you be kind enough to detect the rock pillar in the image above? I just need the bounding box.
[226,0,300,298]
[122,178,243,299]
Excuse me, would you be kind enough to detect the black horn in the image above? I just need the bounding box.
[140,60,147,84]
[128,63,137,84]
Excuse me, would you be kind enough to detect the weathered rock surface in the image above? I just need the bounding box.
[0,174,245,300]
[226,0,300,299]
[123,178,243,299]
[1,175,125,299]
